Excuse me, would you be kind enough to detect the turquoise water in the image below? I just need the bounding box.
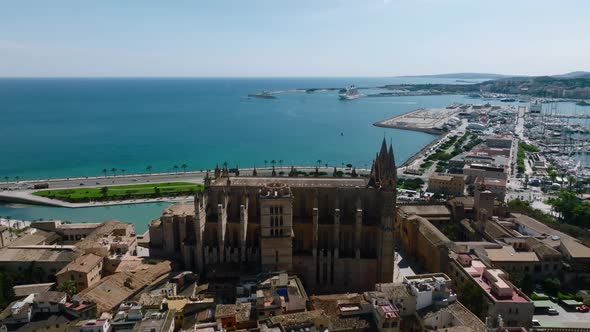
[0,78,473,180]
[0,202,171,234]
[0,77,481,230]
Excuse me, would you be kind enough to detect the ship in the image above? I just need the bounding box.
[248,91,276,99]
[338,85,362,100]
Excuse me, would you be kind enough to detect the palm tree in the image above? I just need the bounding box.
[271,160,276,168]
[173,165,179,174]
[567,175,576,191]
[121,169,126,177]
[111,168,117,177]
[3,176,8,183]
[279,160,283,168]
[223,161,228,169]
[146,165,153,175]
[102,169,108,178]
[14,176,19,183]
[316,160,322,168]
[264,160,268,168]
[181,164,187,173]
[548,170,557,184]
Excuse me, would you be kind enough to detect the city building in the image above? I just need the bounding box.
[474,177,507,200]
[149,140,397,293]
[486,137,513,149]
[448,253,534,328]
[463,164,508,182]
[427,174,465,197]
[78,261,172,314]
[397,205,451,228]
[56,253,104,292]
[31,221,103,244]
[397,214,452,273]
[0,245,82,283]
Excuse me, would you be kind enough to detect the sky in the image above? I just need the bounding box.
[0,0,589,77]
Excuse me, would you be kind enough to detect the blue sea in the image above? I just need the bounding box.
[0,77,483,231]
[0,77,477,179]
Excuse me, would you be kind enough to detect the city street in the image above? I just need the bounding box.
[534,302,590,328]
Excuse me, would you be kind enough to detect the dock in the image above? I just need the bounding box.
[373,106,462,135]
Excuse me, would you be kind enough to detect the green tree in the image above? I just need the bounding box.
[459,282,486,318]
[111,168,117,177]
[543,277,561,294]
[0,271,15,307]
[102,168,108,178]
[146,165,153,174]
[100,187,108,197]
[521,273,533,295]
[181,164,187,173]
[567,175,576,191]
[173,165,179,174]
[58,280,78,296]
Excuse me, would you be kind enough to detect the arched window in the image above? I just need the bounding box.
[280,216,283,226]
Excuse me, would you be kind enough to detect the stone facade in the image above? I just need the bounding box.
[149,140,397,293]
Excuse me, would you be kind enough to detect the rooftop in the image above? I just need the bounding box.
[8,229,60,246]
[212,176,368,188]
[456,257,529,303]
[560,237,590,259]
[13,283,55,298]
[267,310,324,328]
[420,302,486,332]
[162,202,194,216]
[33,291,67,303]
[374,283,413,299]
[58,222,103,230]
[78,261,171,313]
[310,293,366,316]
[485,247,539,262]
[75,220,134,251]
[398,205,451,217]
[57,253,103,275]
[214,303,252,322]
[0,245,82,263]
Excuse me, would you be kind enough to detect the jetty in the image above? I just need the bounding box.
[373,106,463,135]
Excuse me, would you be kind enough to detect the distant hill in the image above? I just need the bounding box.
[399,73,513,79]
[552,71,590,79]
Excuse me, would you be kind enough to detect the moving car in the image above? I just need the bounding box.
[547,307,559,315]
[576,305,589,313]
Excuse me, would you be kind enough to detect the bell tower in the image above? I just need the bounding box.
[258,183,293,272]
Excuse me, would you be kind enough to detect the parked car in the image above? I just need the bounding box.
[532,320,541,327]
[576,305,589,313]
[547,307,559,315]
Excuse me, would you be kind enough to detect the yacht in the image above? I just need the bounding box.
[339,85,362,100]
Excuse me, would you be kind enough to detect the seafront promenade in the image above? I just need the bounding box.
[0,166,371,208]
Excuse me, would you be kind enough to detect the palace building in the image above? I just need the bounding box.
[149,140,397,293]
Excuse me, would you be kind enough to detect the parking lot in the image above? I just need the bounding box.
[534,301,590,328]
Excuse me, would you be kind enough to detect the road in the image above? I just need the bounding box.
[0,166,371,207]
[534,301,590,328]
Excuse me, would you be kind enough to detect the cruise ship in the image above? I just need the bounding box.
[338,85,362,100]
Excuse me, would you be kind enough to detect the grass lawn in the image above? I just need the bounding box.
[33,182,203,202]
